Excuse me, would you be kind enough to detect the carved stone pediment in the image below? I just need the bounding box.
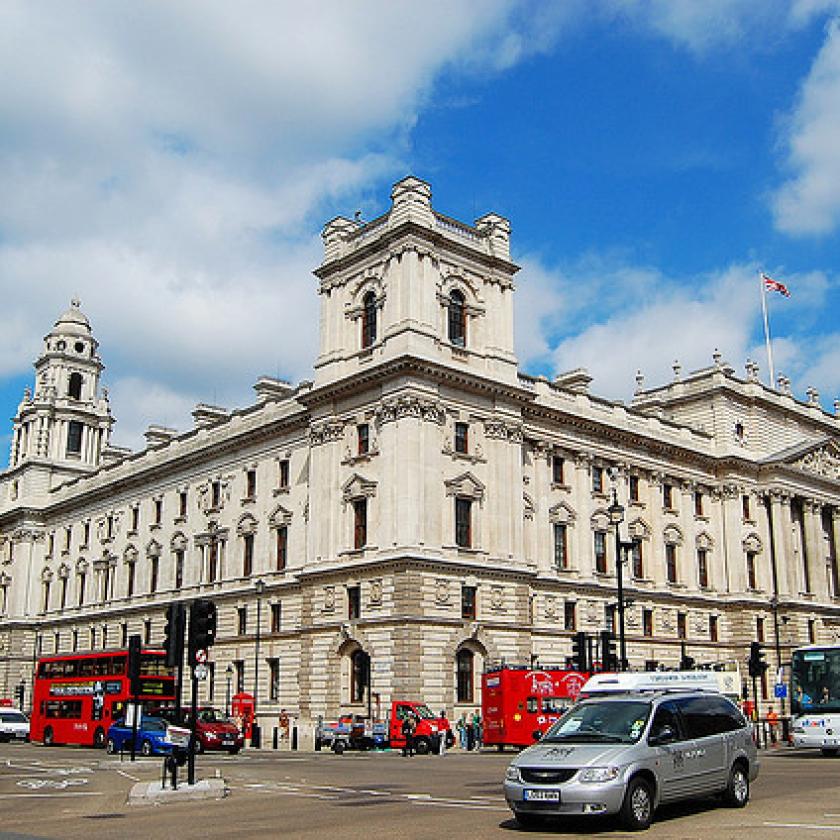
[342,473,377,502]
[444,471,485,501]
[791,442,840,480]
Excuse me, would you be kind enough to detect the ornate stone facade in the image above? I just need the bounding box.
[1,176,840,729]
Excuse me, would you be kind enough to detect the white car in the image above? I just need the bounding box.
[0,708,30,742]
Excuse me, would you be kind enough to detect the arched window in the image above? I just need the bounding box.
[448,289,466,347]
[361,291,377,348]
[350,649,370,704]
[456,648,474,703]
[68,372,83,400]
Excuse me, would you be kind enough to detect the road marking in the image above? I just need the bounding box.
[411,800,509,813]
[0,792,104,799]
[17,778,88,790]
[764,824,840,832]
[116,769,140,781]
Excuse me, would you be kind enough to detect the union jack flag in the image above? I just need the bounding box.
[761,272,791,297]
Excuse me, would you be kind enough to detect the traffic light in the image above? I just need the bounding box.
[680,642,695,671]
[15,682,25,709]
[127,634,142,697]
[163,603,186,668]
[188,599,217,661]
[572,631,588,672]
[748,641,768,678]
[600,630,618,672]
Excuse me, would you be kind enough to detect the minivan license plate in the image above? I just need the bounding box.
[524,790,560,802]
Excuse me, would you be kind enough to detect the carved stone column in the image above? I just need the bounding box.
[804,500,828,599]
[770,491,795,598]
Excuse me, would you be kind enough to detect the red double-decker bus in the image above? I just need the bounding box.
[30,649,176,747]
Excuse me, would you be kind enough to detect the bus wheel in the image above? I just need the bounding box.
[43,727,54,746]
[93,728,106,749]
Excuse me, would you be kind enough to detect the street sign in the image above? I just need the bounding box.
[195,648,208,665]
[194,664,208,681]
[774,683,787,699]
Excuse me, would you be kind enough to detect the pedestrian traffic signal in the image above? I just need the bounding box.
[188,599,217,660]
[572,631,588,672]
[163,602,186,669]
[127,634,142,697]
[748,641,768,678]
[600,630,618,672]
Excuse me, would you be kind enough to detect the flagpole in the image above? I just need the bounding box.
[759,271,775,389]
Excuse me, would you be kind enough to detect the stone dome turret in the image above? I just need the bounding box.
[49,298,92,338]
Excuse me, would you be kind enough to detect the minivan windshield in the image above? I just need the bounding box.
[541,700,651,744]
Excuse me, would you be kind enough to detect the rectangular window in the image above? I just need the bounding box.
[808,618,816,644]
[697,549,709,588]
[643,609,653,637]
[454,422,469,454]
[347,585,361,620]
[131,506,139,532]
[461,585,477,620]
[154,498,163,525]
[208,541,219,583]
[83,521,90,545]
[553,523,568,570]
[234,660,245,694]
[663,483,674,509]
[591,466,603,494]
[564,601,576,631]
[455,498,472,548]
[175,550,184,590]
[353,499,368,549]
[276,526,288,570]
[179,491,188,518]
[279,459,290,489]
[666,543,678,584]
[64,526,71,552]
[102,625,108,649]
[756,617,765,643]
[677,612,687,639]
[268,658,280,701]
[631,540,643,579]
[552,456,564,484]
[78,572,86,607]
[629,475,639,502]
[709,615,719,642]
[357,424,370,455]
[60,577,68,610]
[211,481,221,509]
[127,563,135,598]
[66,421,83,455]
[694,491,704,517]
[143,619,151,645]
[594,531,607,574]
[270,603,282,633]
[107,515,114,540]
[742,494,751,520]
[120,623,128,648]
[150,558,159,594]
[243,534,254,577]
[746,551,757,590]
[237,606,247,636]
[246,469,257,499]
[72,629,79,652]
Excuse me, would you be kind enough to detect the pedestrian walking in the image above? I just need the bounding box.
[767,705,779,747]
[401,712,416,757]
[438,710,447,756]
[472,709,482,750]
[457,713,467,749]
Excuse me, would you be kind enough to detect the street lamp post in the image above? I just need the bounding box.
[608,489,627,672]
[225,663,234,716]
[252,579,265,748]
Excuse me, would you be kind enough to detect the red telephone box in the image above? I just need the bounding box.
[232,692,255,739]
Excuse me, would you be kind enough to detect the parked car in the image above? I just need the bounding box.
[0,708,30,742]
[106,715,190,756]
[181,708,244,754]
[504,676,758,831]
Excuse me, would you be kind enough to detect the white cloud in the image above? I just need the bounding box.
[773,18,840,235]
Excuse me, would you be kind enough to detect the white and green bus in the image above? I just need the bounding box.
[791,644,840,756]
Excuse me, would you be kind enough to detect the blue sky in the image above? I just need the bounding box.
[2,1,840,463]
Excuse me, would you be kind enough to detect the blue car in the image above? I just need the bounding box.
[106,716,181,756]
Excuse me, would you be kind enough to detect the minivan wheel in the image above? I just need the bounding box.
[620,776,654,831]
[723,763,749,807]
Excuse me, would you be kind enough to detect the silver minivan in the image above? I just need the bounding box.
[504,689,758,831]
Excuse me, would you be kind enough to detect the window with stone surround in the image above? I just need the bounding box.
[448,289,466,347]
[552,456,565,485]
[454,422,469,454]
[268,658,280,701]
[353,500,367,549]
[348,585,361,620]
[643,609,654,637]
[243,533,254,577]
[666,543,678,584]
[455,498,472,548]
[677,612,687,639]
[350,649,369,703]
[237,606,247,636]
[456,648,474,702]
[279,459,290,489]
[694,491,704,517]
[663,483,674,510]
[564,601,576,631]
[461,585,477,620]
[357,423,370,456]
[709,614,719,642]
[697,549,709,588]
[271,603,282,633]
[362,291,377,348]
[746,551,757,590]
[553,523,568,570]
[631,540,644,579]
[246,469,257,499]
[67,420,83,456]
[591,466,604,494]
[594,531,607,574]
[629,474,639,502]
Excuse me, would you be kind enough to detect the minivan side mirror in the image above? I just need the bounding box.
[649,725,677,746]
[532,729,543,742]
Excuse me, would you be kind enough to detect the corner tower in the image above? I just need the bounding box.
[5,299,114,503]
[313,176,520,388]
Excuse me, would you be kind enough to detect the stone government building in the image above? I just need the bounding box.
[1,176,839,730]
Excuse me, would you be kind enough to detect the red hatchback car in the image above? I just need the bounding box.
[183,708,244,754]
